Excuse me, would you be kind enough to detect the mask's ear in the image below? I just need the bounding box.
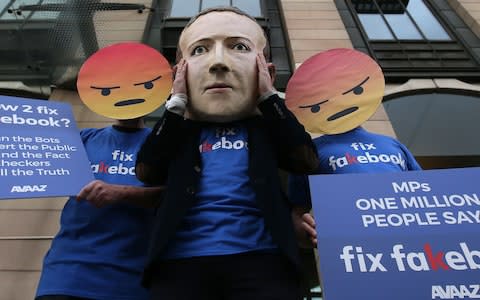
[267,63,276,85]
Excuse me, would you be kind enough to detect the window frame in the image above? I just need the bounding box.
[336,0,480,83]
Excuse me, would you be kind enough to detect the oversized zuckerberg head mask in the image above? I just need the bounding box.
[285,48,385,134]
[178,8,271,122]
[77,42,172,120]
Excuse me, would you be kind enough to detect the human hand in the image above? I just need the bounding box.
[301,212,317,246]
[292,209,317,248]
[76,180,125,208]
[256,53,275,97]
[172,58,188,95]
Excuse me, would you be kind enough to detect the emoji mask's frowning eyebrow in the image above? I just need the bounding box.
[90,85,121,90]
[299,99,329,113]
[133,75,162,86]
[342,76,369,95]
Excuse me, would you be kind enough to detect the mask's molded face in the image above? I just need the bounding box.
[77,42,172,120]
[179,11,267,122]
[285,48,385,134]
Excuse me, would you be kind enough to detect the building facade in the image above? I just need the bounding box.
[0,0,479,299]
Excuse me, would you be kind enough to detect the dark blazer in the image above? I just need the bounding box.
[136,94,318,286]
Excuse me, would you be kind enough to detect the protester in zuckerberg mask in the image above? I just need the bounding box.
[136,6,318,300]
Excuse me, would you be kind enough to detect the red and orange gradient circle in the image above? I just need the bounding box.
[285,48,385,134]
[77,42,172,120]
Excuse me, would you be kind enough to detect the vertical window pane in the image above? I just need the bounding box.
[170,0,200,17]
[358,14,394,40]
[385,14,422,39]
[407,0,451,40]
[202,0,229,10]
[233,0,262,17]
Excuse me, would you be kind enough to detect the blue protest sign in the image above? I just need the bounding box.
[309,167,480,300]
[0,95,94,199]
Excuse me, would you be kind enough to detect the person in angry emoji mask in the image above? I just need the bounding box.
[286,48,385,135]
[77,42,172,120]
[285,48,421,248]
[135,6,318,300]
[36,42,170,300]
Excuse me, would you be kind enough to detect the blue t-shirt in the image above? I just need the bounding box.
[162,124,277,259]
[36,126,153,300]
[288,127,422,206]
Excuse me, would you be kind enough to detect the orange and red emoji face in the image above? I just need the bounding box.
[77,42,172,119]
[285,48,385,134]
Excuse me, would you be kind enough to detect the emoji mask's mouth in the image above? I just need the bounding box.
[327,106,359,121]
[114,99,145,106]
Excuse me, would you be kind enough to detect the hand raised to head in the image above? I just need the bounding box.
[172,58,188,95]
[256,53,275,97]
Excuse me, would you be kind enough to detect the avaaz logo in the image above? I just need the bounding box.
[11,184,47,192]
[432,284,480,299]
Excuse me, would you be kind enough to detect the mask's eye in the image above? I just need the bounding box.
[192,45,207,56]
[343,77,369,96]
[353,86,364,95]
[90,85,120,96]
[299,100,329,113]
[232,43,249,51]
[309,104,320,113]
[144,82,153,90]
[134,75,162,90]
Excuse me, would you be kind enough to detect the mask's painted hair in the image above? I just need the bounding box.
[175,6,271,63]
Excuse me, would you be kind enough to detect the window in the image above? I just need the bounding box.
[0,0,62,21]
[336,0,480,82]
[170,0,262,17]
[0,0,62,91]
[0,1,151,93]
[354,0,451,41]
[383,91,480,169]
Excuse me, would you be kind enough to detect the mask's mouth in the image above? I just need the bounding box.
[205,83,232,91]
[114,99,145,106]
[327,107,359,121]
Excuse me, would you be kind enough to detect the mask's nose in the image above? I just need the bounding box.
[209,43,230,73]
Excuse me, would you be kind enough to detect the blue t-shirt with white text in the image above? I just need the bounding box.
[162,124,277,259]
[36,126,153,300]
[288,127,421,206]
